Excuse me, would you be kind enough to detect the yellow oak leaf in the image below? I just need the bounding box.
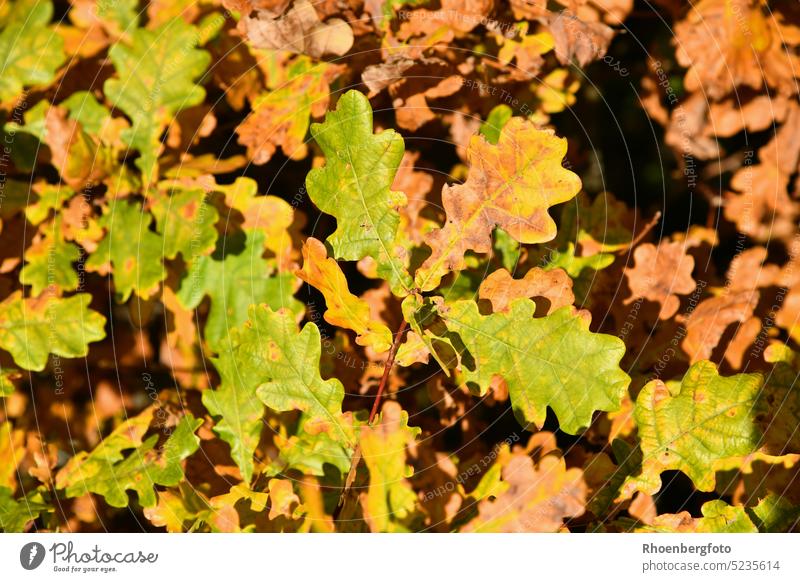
[296,238,393,353]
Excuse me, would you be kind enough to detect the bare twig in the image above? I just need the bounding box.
[333,319,410,522]
[368,320,409,424]
[618,211,662,253]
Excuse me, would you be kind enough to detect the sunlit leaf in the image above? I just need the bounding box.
[0,292,106,372]
[437,298,629,434]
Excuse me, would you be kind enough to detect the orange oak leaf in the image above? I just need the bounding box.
[415,117,581,291]
[235,58,343,165]
[463,451,586,532]
[546,10,615,68]
[624,241,696,320]
[682,290,759,363]
[296,238,393,353]
[478,267,574,315]
[44,106,113,190]
[674,0,800,99]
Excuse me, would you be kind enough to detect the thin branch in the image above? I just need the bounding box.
[369,320,409,424]
[333,319,410,522]
[618,211,662,254]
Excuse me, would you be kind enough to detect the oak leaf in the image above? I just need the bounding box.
[624,241,696,320]
[103,18,210,183]
[207,304,353,481]
[438,298,629,434]
[150,187,220,261]
[86,199,166,302]
[415,117,581,291]
[620,361,791,499]
[20,220,82,296]
[546,10,614,68]
[306,90,412,293]
[0,292,106,372]
[674,0,800,99]
[43,106,114,190]
[236,57,342,165]
[239,0,354,58]
[267,478,300,520]
[296,238,393,353]
[177,229,302,352]
[56,409,201,508]
[478,267,574,315]
[0,0,65,103]
[0,487,48,532]
[635,500,758,533]
[682,290,758,363]
[360,402,421,532]
[463,450,586,532]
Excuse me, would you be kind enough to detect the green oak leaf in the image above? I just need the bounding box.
[103,18,210,183]
[678,500,759,532]
[748,494,800,533]
[0,292,106,372]
[56,409,201,508]
[86,198,166,302]
[20,222,82,296]
[438,298,629,434]
[151,188,219,260]
[306,90,411,293]
[206,335,267,484]
[177,229,302,352]
[24,184,73,226]
[60,91,114,136]
[620,361,772,497]
[479,105,513,145]
[0,0,65,102]
[207,304,352,482]
[0,486,49,532]
[266,431,351,478]
[250,306,351,441]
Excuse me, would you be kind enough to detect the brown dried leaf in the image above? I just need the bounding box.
[624,241,696,320]
[547,10,615,68]
[682,290,759,363]
[463,451,586,532]
[479,267,574,315]
[239,0,354,59]
[675,0,800,99]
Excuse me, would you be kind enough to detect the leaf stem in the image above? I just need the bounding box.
[369,319,409,424]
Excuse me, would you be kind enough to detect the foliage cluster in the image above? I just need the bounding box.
[0,0,799,533]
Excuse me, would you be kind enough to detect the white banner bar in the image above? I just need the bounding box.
[1,534,799,581]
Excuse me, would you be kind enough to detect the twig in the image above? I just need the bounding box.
[618,211,662,253]
[333,319,410,522]
[368,320,409,424]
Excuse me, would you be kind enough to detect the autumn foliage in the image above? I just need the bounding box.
[1,0,799,533]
